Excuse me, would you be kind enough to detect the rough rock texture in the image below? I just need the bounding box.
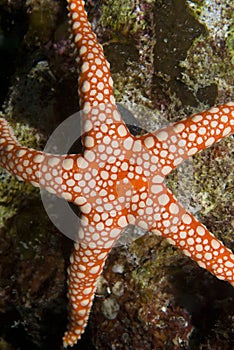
[0,0,233,349]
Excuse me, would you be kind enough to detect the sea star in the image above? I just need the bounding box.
[0,0,234,348]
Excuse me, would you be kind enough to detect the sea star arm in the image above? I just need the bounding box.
[133,186,234,286]
[67,0,115,108]
[142,102,234,174]
[63,215,123,348]
[0,116,87,202]
[67,0,129,145]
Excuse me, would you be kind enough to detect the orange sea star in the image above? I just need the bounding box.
[0,0,233,347]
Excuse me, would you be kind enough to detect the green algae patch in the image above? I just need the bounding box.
[100,0,142,38]
[227,21,234,65]
[0,170,40,227]
[182,0,234,103]
[166,135,234,247]
[180,35,234,104]
[129,235,176,289]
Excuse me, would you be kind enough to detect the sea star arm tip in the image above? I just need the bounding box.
[143,102,234,174]
[0,117,87,201]
[133,186,234,284]
[63,214,123,347]
[67,0,115,109]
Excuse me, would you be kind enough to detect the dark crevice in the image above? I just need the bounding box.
[0,5,29,107]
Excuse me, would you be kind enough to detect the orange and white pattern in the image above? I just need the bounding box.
[0,0,234,348]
